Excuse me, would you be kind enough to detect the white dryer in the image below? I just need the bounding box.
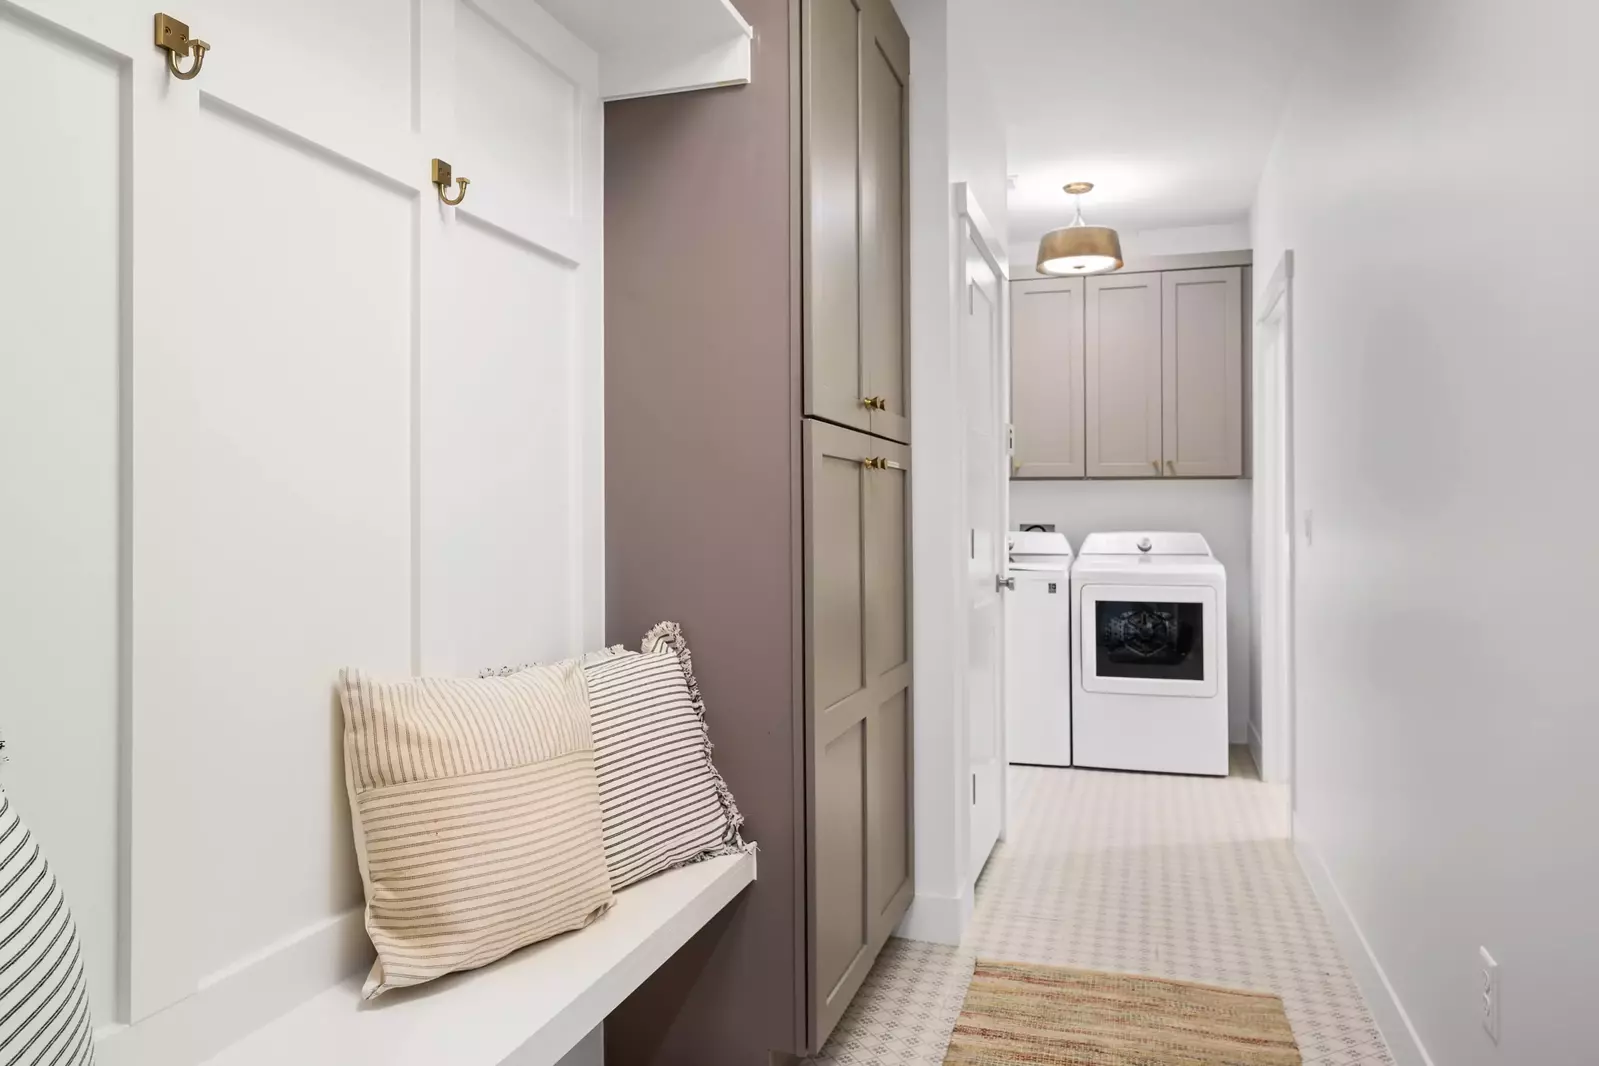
[1071,532,1228,776]
[1004,531,1074,768]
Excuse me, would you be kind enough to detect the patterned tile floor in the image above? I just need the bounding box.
[817,748,1394,1065]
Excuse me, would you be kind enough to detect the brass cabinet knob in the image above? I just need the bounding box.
[861,396,887,411]
[1151,460,1161,474]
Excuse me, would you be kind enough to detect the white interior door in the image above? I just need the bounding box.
[963,221,1006,881]
[1250,255,1295,789]
[1,0,600,1053]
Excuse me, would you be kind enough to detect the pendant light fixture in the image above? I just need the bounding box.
[1036,182,1123,275]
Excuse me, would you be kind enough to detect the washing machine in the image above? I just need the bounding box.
[1071,532,1228,776]
[1004,531,1074,768]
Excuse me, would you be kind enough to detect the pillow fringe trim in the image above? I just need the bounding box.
[642,621,759,866]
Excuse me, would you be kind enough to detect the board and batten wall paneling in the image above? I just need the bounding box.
[188,100,414,979]
[603,0,805,1061]
[0,0,602,1056]
[0,10,124,1023]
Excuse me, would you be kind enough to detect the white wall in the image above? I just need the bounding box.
[1252,2,1599,1063]
[1121,220,1250,260]
[1011,480,1253,742]
[897,0,1010,946]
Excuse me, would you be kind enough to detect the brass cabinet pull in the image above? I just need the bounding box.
[431,158,470,206]
[1166,459,1176,475]
[861,396,887,411]
[1151,460,1161,474]
[154,13,209,80]
[861,457,904,471]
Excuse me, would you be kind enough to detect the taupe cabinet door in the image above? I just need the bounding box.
[803,0,911,443]
[804,419,912,1051]
[1011,277,1087,478]
[1086,273,1163,477]
[860,0,910,443]
[1163,267,1244,477]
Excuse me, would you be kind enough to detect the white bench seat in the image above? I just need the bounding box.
[202,852,756,1066]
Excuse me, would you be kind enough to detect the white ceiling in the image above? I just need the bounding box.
[971,0,1315,246]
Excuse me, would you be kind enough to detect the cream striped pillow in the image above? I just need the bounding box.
[338,663,613,998]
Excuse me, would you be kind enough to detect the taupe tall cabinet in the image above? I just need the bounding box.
[604,0,911,1062]
[805,0,911,444]
[805,422,912,1044]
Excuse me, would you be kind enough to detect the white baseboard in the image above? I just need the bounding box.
[1292,815,1434,1066]
[895,889,972,946]
[96,908,370,1066]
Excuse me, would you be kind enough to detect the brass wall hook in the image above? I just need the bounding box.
[431,159,470,206]
[154,13,209,80]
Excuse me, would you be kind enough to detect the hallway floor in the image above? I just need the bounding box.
[818,749,1394,1065]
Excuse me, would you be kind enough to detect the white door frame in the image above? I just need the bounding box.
[1251,251,1296,801]
[954,183,1010,876]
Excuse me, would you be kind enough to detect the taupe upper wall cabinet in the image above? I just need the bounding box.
[1087,272,1165,477]
[1164,268,1244,477]
[1013,265,1247,479]
[804,0,911,444]
[1012,277,1086,478]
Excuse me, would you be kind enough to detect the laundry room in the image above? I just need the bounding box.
[1006,211,1268,775]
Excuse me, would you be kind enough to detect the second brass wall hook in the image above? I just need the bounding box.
[431,159,470,206]
[154,13,209,80]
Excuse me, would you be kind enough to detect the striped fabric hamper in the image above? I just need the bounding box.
[0,788,96,1064]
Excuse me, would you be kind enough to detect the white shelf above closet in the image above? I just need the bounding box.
[200,852,756,1066]
[540,0,754,101]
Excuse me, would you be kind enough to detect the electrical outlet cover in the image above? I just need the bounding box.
[1479,946,1500,1043]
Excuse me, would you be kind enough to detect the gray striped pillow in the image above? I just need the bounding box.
[338,663,613,998]
[0,791,95,1065]
[586,622,752,889]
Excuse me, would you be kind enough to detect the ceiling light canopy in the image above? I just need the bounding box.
[1036,182,1123,276]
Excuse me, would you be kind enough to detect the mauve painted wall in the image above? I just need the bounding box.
[602,0,805,1062]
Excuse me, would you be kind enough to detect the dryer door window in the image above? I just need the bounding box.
[1095,600,1205,682]
[1078,583,1220,698]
